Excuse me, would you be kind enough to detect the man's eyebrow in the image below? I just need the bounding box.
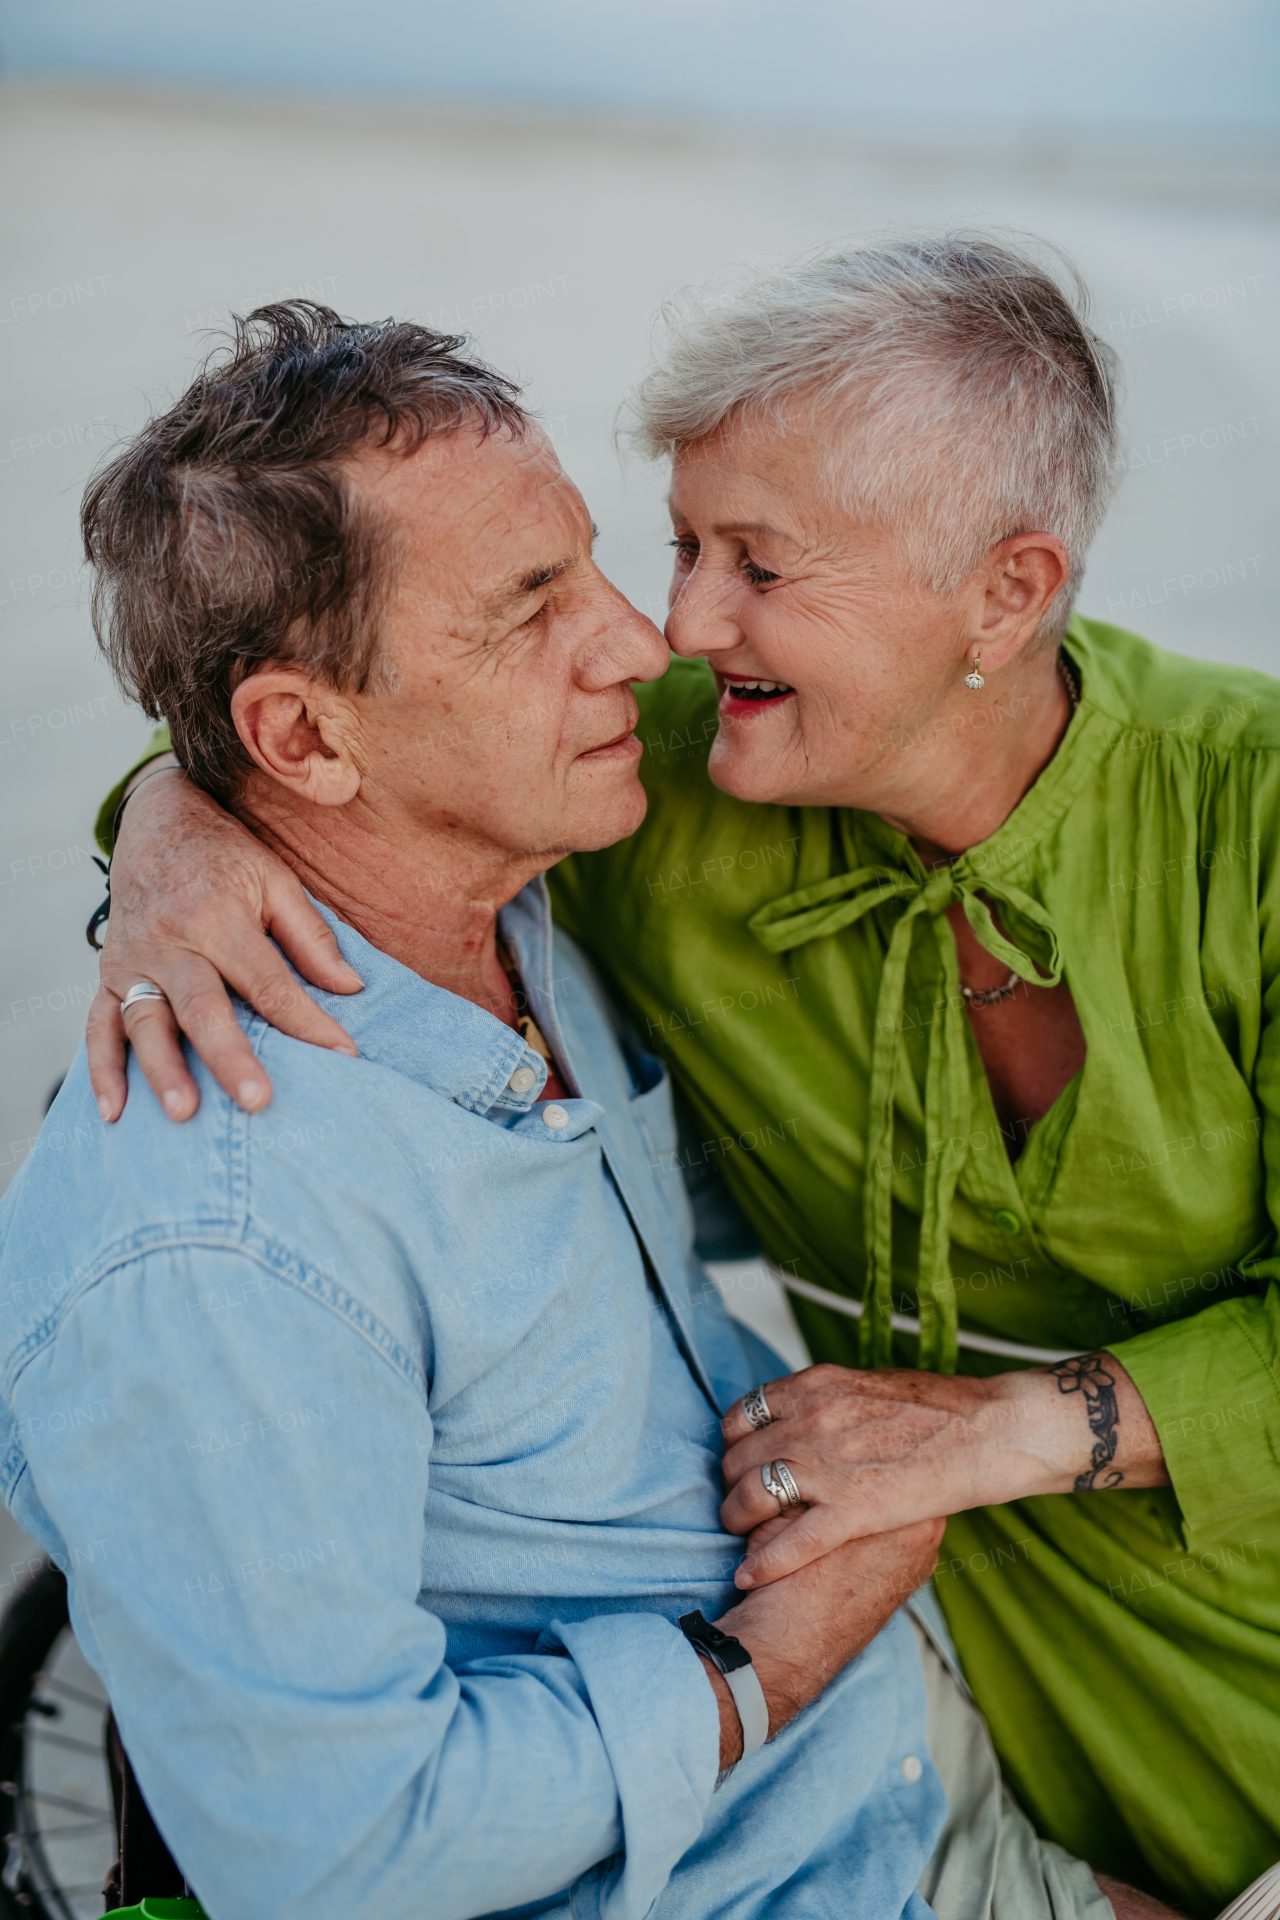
[491,524,599,609]
[514,557,571,597]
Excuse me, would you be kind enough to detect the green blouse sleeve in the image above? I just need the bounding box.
[94,723,172,855]
[1109,1289,1280,1543]
[1108,768,1280,1546]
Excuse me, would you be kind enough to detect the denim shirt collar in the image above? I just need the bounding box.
[302,878,562,1121]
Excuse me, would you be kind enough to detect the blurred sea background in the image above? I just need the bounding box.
[2,0,1277,1238]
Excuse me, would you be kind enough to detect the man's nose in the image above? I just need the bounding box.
[665,559,742,661]
[582,575,671,686]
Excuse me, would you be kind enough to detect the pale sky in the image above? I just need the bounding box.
[4,0,1278,133]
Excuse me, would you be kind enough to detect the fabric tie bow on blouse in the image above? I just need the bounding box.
[749,858,1063,1372]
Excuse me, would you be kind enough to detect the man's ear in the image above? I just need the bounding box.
[963,532,1071,671]
[230,669,362,806]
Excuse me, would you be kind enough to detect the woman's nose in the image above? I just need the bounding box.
[665,560,742,660]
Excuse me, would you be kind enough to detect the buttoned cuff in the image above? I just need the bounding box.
[1107,1291,1280,1543]
[538,1611,719,1920]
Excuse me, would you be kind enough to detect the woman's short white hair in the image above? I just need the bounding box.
[627,233,1119,643]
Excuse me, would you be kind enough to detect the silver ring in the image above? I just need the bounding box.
[742,1385,774,1430]
[120,981,169,1012]
[761,1460,801,1510]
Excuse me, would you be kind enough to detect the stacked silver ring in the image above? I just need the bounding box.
[120,981,169,1012]
[761,1461,802,1510]
[742,1385,773,1430]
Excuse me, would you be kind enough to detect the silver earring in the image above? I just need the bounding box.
[963,651,984,690]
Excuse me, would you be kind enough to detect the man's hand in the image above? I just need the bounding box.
[88,758,363,1123]
[700,1516,945,1767]
[719,1359,1168,1590]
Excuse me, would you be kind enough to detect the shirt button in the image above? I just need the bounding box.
[508,1067,537,1094]
[901,1755,923,1782]
[541,1104,569,1130]
[994,1209,1022,1236]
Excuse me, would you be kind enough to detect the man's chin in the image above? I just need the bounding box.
[559,773,649,854]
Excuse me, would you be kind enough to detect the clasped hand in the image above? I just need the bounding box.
[720,1357,1167,1589]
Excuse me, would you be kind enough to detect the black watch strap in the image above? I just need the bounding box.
[678,1608,752,1675]
[678,1609,770,1757]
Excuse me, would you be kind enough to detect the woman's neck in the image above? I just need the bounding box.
[879,645,1073,862]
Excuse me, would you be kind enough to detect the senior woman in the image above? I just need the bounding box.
[86,238,1278,1920]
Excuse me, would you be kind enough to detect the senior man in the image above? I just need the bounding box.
[0,306,1165,1920]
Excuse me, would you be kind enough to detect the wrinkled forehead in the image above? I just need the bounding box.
[668,411,835,540]
[352,422,587,610]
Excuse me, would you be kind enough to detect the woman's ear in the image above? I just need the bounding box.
[230,669,362,806]
[969,532,1071,669]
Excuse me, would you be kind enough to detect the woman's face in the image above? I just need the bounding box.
[665,415,975,812]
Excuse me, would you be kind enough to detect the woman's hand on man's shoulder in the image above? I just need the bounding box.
[88,762,362,1125]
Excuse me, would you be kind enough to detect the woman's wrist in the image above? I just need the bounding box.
[988,1354,1169,1496]
[122,751,181,802]
[110,753,185,857]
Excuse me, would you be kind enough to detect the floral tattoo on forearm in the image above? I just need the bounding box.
[1049,1354,1125,1491]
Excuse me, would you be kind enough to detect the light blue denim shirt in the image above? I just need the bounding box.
[0,880,944,1920]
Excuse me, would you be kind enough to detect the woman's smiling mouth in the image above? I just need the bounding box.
[718,675,797,716]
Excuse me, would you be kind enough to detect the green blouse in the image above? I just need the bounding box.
[105,618,1279,1914]
[552,618,1280,1918]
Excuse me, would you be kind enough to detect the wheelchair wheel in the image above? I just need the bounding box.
[0,1564,113,1919]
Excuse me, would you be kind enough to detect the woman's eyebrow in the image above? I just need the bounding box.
[713,520,799,545]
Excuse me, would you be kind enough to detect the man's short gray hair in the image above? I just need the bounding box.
[628,234,1119,641]
[83,302,527,802]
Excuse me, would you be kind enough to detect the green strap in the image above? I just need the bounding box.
[915,903,965,1373]
[749,858,1062,1372]
[109,1901,207,1919]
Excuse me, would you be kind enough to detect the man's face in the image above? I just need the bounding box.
[346,425,668,877]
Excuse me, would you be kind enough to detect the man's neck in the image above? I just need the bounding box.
[235,783,547,1020]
